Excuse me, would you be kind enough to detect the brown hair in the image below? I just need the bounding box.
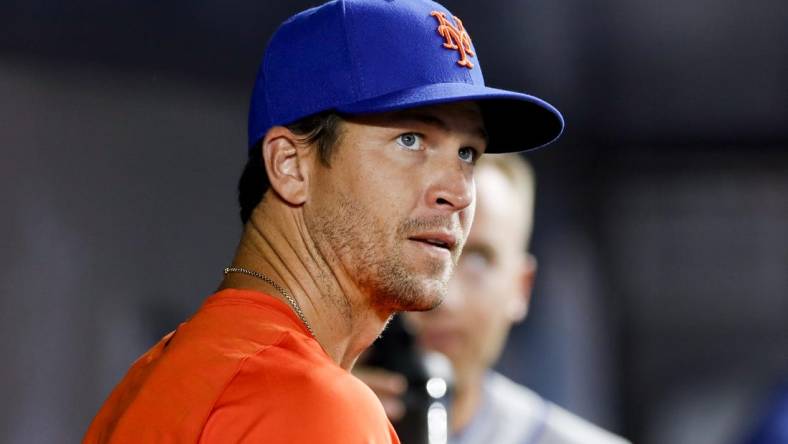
[238,112,344,224]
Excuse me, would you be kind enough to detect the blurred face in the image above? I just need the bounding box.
[304,102,487,312]
[405,164,535,377]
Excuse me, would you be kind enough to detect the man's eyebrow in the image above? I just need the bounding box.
[462,243,495,259]
[390,110,488,142]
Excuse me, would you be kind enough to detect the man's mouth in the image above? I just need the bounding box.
[408,232,458,252]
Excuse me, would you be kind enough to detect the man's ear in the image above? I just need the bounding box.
[261,126,311,205]
[510,253,537,323]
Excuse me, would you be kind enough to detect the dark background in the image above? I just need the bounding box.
[2,1,787,442]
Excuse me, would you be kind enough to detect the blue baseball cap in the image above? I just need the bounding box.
[248,0,564,153]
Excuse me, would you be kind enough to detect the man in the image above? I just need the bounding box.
[83,0,562,442]
[359,155,629,443]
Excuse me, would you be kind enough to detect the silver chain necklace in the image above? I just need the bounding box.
[224,266,315,337]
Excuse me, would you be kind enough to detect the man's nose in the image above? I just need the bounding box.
[425,156,474,212]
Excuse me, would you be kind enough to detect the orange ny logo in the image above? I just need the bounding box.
[430,11,475,69]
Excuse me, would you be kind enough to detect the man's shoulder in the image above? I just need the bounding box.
[225,341,384,413]
[485,372,630,444]
[192,288,386,418]
[202,345,397,443]
[486,370,545,414]
[84,291,310,442]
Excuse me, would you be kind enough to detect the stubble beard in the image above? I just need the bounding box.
[307,194,460,312]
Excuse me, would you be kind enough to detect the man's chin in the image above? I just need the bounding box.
[373,276,447,312]
[401,297,442,312]
[395,278,447,312]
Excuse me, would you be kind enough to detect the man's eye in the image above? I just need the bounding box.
[396,133,423,150]
[459,250,492,273]
[458,147,478,163]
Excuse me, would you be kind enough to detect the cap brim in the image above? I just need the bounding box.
[336,83,564,153]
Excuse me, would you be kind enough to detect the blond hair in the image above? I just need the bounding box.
[476,153,536,249]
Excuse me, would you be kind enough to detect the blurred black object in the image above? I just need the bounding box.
[365,315,453,444]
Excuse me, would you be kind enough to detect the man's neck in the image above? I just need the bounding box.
[219,198,393,370]
[449,365,486,435]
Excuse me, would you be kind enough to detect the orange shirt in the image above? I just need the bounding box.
[84,288,400,444]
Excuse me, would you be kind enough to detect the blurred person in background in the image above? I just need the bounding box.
[357,154,628,444]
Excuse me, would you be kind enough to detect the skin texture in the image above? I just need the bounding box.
[220,101,487,370]
[357,160,537,432]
